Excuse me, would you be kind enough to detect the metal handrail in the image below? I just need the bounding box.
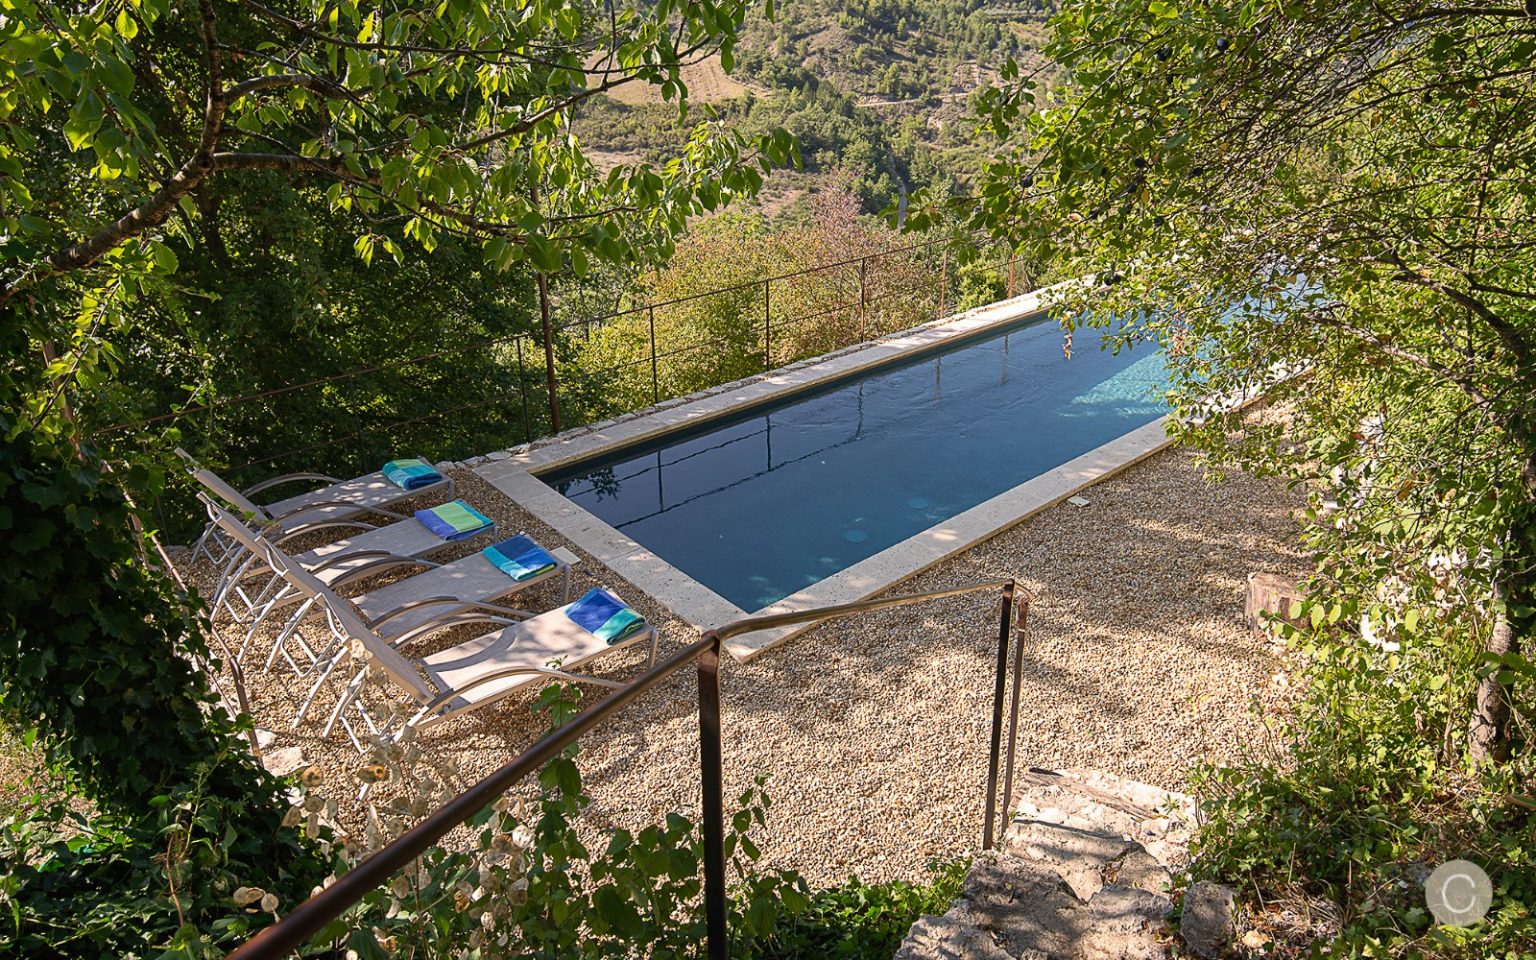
[100,240,1029,452]
[225,578,1030,960]
[219,263,993,476]
[95,237,962,437]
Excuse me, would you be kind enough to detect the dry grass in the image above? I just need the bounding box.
[0,728,45,810]
[590,53,751,106]
[0,727,92,833]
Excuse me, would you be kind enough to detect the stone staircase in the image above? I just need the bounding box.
[895,769,1209,960]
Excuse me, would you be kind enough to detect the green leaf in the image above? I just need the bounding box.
[555,7,581,39]
[553,757,581,796]
[149,242,178,275]
[525,235,563,272]
[592,886,644,939]
[63,92,104,151]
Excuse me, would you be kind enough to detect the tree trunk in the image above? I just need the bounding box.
[1469,577,1520,762]
[1468,461,1536,763]
[537,268,561,434]
[192,187,230,266]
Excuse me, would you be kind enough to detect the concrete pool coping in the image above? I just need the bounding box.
[474,289,1175,662]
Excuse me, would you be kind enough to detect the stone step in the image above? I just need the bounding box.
[896,854,1174,960]
[894,769,1198,960]
[1004,768,1195,901]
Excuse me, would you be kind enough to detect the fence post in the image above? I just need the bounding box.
[515,337,533,442]
[648,305,660,405]
[537,271,561,434]
[1007,254,1016,300]
[858,256,868,340]
[763,278,772,372]
[938,247,949,320]
[999,598,1029,845]
[697,635,728,960]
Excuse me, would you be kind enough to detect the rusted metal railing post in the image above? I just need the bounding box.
[1000,598,1029,845]
[982,581,1016,851]
[858,256,868,339]
[698,634,729,960]
[537,271,561,434]
[648,305,661,404]
[763,279,772,371]
[938,247,949,320]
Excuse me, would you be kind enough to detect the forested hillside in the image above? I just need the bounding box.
[574,0,1061,217]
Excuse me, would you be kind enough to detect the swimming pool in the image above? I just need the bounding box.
[541,311,1169,611]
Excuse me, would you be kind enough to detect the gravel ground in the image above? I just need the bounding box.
[205,442,1306,889]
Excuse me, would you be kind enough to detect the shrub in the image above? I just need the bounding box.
[0,424,284,814]
[1191,618,1536,957]
[758,859,970,960]
[298,683,810,958]
[0,744,309,959]
[0,418,321,957]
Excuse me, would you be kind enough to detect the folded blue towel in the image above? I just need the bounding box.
[565,588,646,645]
[383,458,444,490]
[482,534,558,582]
[414,501,494,541]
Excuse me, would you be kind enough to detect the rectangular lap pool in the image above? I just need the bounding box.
[540,311,1169,612]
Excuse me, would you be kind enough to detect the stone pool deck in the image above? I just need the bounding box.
[236,437,1306,889]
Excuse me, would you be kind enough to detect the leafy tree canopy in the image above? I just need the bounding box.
[0,0,797,384]
[932,0,1536,759]
[0,1,797,947]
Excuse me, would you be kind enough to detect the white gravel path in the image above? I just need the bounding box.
[212,442,1306,889]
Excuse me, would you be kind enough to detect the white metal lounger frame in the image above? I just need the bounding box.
[196,497,396,630]
[202,501,532,731]
[182,448,455,631]
[255,523,657,751]
[260,532,569,682]
[194,495,500,657]
[193,493,426,648]
[203,500,566,695]
[178,448,451,572]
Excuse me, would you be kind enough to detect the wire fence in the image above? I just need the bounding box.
[99,236,1031,503]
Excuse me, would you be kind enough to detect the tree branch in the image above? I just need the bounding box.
[224,73,361,104]
[1306,305,1491,408]
[1383,256,1534,369]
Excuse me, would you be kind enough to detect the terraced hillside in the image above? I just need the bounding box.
[571,0,1064,218]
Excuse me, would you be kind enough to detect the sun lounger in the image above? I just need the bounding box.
[219,505,652,748]
[178,447,452,567]
[202,501,570,685]
[322,587,658,747]
[205,498,498,633]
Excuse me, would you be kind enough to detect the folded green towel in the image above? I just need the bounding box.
[415,501,493,540]
[383,458,444,490]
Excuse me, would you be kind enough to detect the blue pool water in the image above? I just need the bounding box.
[544,314,1169,611]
